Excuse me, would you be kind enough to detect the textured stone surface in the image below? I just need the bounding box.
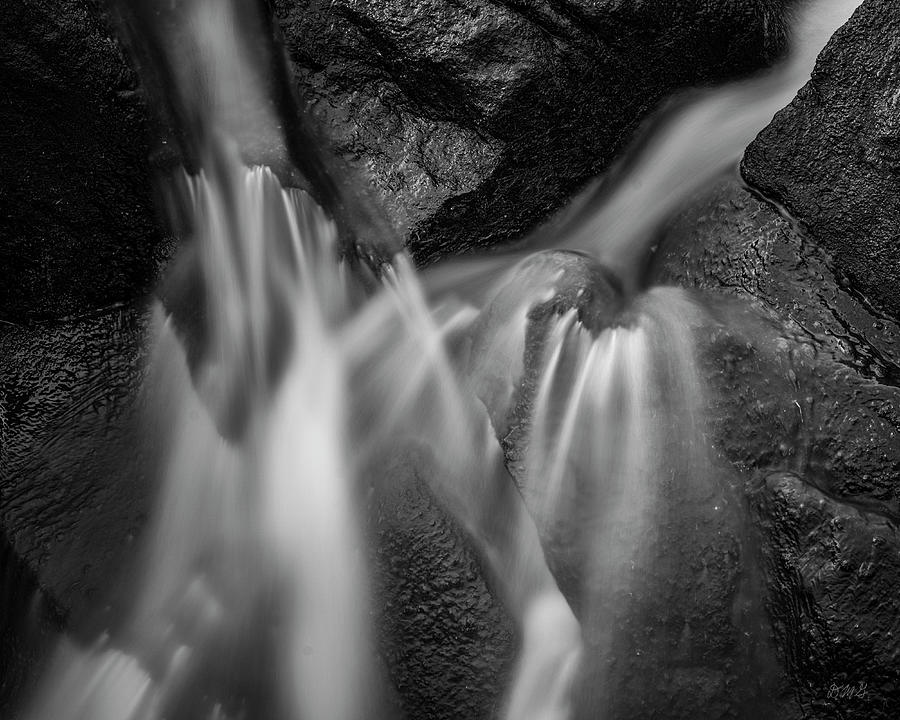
[7,1,900,719]
[0,307,154,625]
[0,0,792,324]
[742,0,900,319]
[752,473,900,719]
[655,179,900,717]
[370,451,515,720]
[0,0,169,322]
[0,305,515,718]
[480,255,794,719]
[275,0,791,263]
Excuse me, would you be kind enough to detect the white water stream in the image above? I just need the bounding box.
[25,1,862,718]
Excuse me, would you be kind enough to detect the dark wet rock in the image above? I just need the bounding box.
[0,526,64,717]
[742,0,900,319]
[0,0,793,323]
[274,0,792,263]
[0,307,154,625]
[655,178,900,717]
[1,2,885,719]
[0,0,170,323]
[657,180,900,518]
[483,256,795,719]
[516,251,625,334]
[0,0,794,322]
[751,473,900,719]
[369,450,515,720]
[0,304,516,718]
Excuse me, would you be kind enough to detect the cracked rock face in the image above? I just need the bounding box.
[742,0,900,319]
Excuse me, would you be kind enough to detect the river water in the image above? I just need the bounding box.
[23,1,862,719]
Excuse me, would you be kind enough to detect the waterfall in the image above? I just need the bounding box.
[23,0,864,719]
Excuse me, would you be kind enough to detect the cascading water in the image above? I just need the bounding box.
[28,144,375,720]
[23,0,864,719]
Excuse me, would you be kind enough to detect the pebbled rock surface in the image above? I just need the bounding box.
[742,0,900,319]
[654,178,900,717]
[274,0,791,263]
[0,0,170,323]
[369,451,515,720]
[0,0,792,324]
[0,307,155,625]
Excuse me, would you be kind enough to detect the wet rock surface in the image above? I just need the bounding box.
[742,0,900,319]
[655,178,900,717]
[2,1,899,719]
[369,451,515,720]
[752,473,900,719]
[0,305,516,718]
[657,180,900,519]
[0,0,793,324]
[482,252,794,719]
[274,0,791,263]
[0,307,154,625]
[0,527,64,718]
[0,0,169,322]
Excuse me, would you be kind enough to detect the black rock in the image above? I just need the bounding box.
[6,2,874,719]
[752,472,900,720]
[275,0,792,263]
[0,526,64,718]
[742,0,900,319]
[0,0,170,323]
[0,307,155,625]
[655,178,900,717]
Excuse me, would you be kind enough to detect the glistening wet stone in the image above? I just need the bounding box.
[274,0,793,262]
[655,178,900,716]
[743,0,900,319]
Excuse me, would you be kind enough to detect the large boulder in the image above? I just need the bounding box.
[742,0,900,319]
[655,178,900,717]
[274,0,791,263]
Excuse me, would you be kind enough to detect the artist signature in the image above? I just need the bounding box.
[826,681,869,701]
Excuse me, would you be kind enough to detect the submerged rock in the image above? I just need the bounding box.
[742,0,900,319]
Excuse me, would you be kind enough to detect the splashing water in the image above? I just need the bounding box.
[25,0,864,719]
